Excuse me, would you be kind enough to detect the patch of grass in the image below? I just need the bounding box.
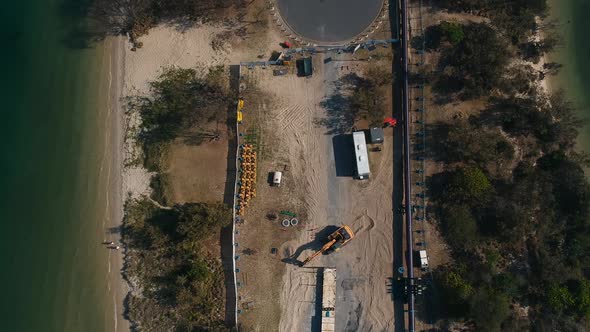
[127,66,230,172]
[150,172,171,206]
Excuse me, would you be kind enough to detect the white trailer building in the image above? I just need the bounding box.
[352,131,370,179]
[321,268,336,332]
[419,250,429,268]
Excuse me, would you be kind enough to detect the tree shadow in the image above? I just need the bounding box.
[410,25,442,51]
[150,272,180,307]
[415,268,450,326]
[415,293,444,331]
[181,129,221,146]
[223,65,240,208]
[125,208,177,250]
[311,268,324,332]
[221,64,240,328]
[425,171,452,204]
[106,226,121,234]
[148,209,179,239]
[431,75,463,104]
[122,293,139,332]
[317,92,355,135]
[316,73,363,135]
[423,122,450,161]
[282,226,340,266]
[58,0,108,49]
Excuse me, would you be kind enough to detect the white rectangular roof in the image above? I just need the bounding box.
[321,316,335,332]
[321,268,336,332]
[419,250,428,266]
[353,131,370,176]
[322,268,336,308]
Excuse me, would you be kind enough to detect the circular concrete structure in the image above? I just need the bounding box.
[277,0,384,44]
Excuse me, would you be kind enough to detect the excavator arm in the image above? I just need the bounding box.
[301,239,336,266]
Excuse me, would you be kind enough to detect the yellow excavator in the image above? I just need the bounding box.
[300,225,355,266]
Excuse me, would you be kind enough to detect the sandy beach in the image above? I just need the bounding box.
[102,35,129,332]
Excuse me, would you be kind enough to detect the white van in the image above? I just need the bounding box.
[272,171,282,186]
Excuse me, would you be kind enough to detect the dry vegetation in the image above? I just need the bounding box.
[411,1,590,331]
[122,64,235,330]
[123,198,231,331]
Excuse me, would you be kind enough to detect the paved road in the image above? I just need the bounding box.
[396,0,416,330]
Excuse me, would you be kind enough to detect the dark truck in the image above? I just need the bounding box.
[296,57,313,77]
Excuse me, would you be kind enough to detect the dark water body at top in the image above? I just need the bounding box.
[0,0,115,331]
[277,0,383,43]
[550,0,590,151]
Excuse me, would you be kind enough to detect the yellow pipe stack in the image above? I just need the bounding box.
[237,144,257,215]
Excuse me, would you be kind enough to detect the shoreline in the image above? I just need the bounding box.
[547,0,590,155]
[104,35,129,332]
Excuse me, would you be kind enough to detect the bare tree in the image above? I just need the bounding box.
[91,0,152,35]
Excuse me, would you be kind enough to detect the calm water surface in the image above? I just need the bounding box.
[277,0,383,43]
[550,0,590,151]
[0,0,116,331]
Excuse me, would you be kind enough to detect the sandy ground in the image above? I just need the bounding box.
[102,35,129,332]
[277,56,395,332]
[233,51,396,331]
[166,128,228,204]
[230,65,307,331]
[231,5,399,331]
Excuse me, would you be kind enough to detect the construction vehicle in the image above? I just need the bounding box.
[419,250,429,269]
[300,225,355,266]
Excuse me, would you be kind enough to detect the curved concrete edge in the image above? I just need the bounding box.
[271,0,389,46]
[231,67,241,330]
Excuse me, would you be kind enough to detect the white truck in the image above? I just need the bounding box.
[419,250,429,269]
[272,171,282,186]
[321,268,336,332]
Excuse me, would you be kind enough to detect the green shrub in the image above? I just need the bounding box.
[448,167,492,205]
[443,206,478,249]
[470,287,510,331]
[440,21,465,44]
[547,283,575,313]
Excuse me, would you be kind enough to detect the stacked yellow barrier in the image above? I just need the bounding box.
[236,144,257,215]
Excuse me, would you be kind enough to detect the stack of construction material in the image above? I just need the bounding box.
[237,144,257,215]
[321,268,336,332]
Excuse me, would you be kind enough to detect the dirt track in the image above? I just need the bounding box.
[243,55,396,331]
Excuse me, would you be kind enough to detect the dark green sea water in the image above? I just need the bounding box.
[0,0,118,331]
[550,0,590,151]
